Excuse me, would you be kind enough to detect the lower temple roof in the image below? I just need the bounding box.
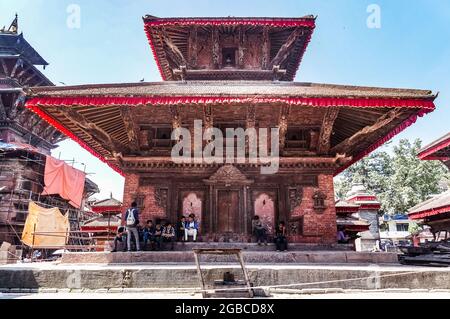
[24,81,436,176]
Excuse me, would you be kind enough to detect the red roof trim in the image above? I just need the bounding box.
[26,104,125,176]
[347,195,378,202]
[25,96,434,177]
[144,24,167,81]
[409,204,450,220]
[143,18,316,81]
[26,96,435,109]
[418,137,450,160]
[144,17,316,27]
[335,108,434,175]
[92,206,122,213]
[336,207,360,214]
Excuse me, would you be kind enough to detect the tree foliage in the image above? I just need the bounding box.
[334,138,449,215]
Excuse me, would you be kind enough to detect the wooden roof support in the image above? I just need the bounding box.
[269,28,302,68]
[212,28,220,69]
[331,108,403,154]
[0,94,6,120]
[278,104,291,154]
[160,28,187,67]
[58,106,126,155]
[119,106,140,152]
[1,59,9,76]
[188,26,198,68]
[317,107,339,155]
[261,26,270,69]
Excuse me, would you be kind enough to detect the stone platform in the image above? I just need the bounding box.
[60,249,399,265]
[1,263,449,291]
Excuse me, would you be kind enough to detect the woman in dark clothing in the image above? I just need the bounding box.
[275,221,288,251]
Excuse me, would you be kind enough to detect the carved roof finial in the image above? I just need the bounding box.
[8,13,19,34]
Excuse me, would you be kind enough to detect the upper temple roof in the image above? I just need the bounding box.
[143,16,316,81]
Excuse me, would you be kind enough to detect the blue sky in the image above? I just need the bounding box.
[1,0,449,200]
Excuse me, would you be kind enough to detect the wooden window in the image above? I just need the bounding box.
[222,48,237,68]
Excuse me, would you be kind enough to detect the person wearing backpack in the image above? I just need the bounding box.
[124,202,141,251]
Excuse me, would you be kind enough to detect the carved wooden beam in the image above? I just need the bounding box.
[58,106,125,154]
[9,92,25,118]
[42,125,57,141]
[269,28,302,68]
[160,28,186,67]
[119,106,140,151]
[331,109,402,154]
[21,73,36,86]
[203,104,213,143]
[188,26,198,68]
[246,105,256,154]
[10,59,21,78]
[278,105,291,153]
[317,107,340,154]
[0,95,7,120]
[1,59,9,76]
[172,65,187,82]
[169,104,182,131]
[238,26,245,69]
[16,66,31,81]
[212,28,220,69]
[246,105,256,129]
[261,26,270,69]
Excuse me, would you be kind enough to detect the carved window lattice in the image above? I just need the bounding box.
[154,187,168,210]
[288,217,304,236]
[287,186,302,213]
[135,194,145,210]
[312,190,327,211]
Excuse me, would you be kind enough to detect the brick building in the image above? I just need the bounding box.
[24,16,436,244]
[0,16,98,246]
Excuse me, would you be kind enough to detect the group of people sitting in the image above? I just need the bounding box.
[252,215,288,251]
[112,202,200,252]
[112,202,289,252]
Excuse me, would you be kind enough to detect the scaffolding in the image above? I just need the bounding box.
[0,146,99,260]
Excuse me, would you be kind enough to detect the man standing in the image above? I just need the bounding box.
[124,202,141,251]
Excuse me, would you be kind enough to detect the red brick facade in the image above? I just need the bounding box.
[122,170,337,244]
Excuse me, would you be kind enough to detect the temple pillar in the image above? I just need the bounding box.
[316,174,338,244]
[121,172,140,222]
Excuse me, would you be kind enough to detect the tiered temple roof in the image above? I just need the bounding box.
[23,16,437,176]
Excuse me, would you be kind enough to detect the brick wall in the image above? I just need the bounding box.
[122,173,167,224]
[291,173,337,244]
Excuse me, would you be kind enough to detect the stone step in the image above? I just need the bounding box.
[113,241,354,252]
[1,263,449,291]
[60,250,399,264]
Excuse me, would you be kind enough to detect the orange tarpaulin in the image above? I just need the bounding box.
[21,202,70,248]
[42,156,86,208]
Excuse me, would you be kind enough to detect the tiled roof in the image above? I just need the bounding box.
[93,197,122,207]
[27,81,435,99]
[408,190,450,215]
[0,33,48,65]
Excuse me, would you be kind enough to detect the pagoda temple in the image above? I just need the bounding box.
[24,16,437,244]
[409,133,450,240]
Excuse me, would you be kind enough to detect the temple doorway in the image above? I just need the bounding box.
[217,190,240,233]
[182,191,202,218]
[253,192,277,235]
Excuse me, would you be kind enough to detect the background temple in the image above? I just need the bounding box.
[24,16,436,245]
[0,16,97,247]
